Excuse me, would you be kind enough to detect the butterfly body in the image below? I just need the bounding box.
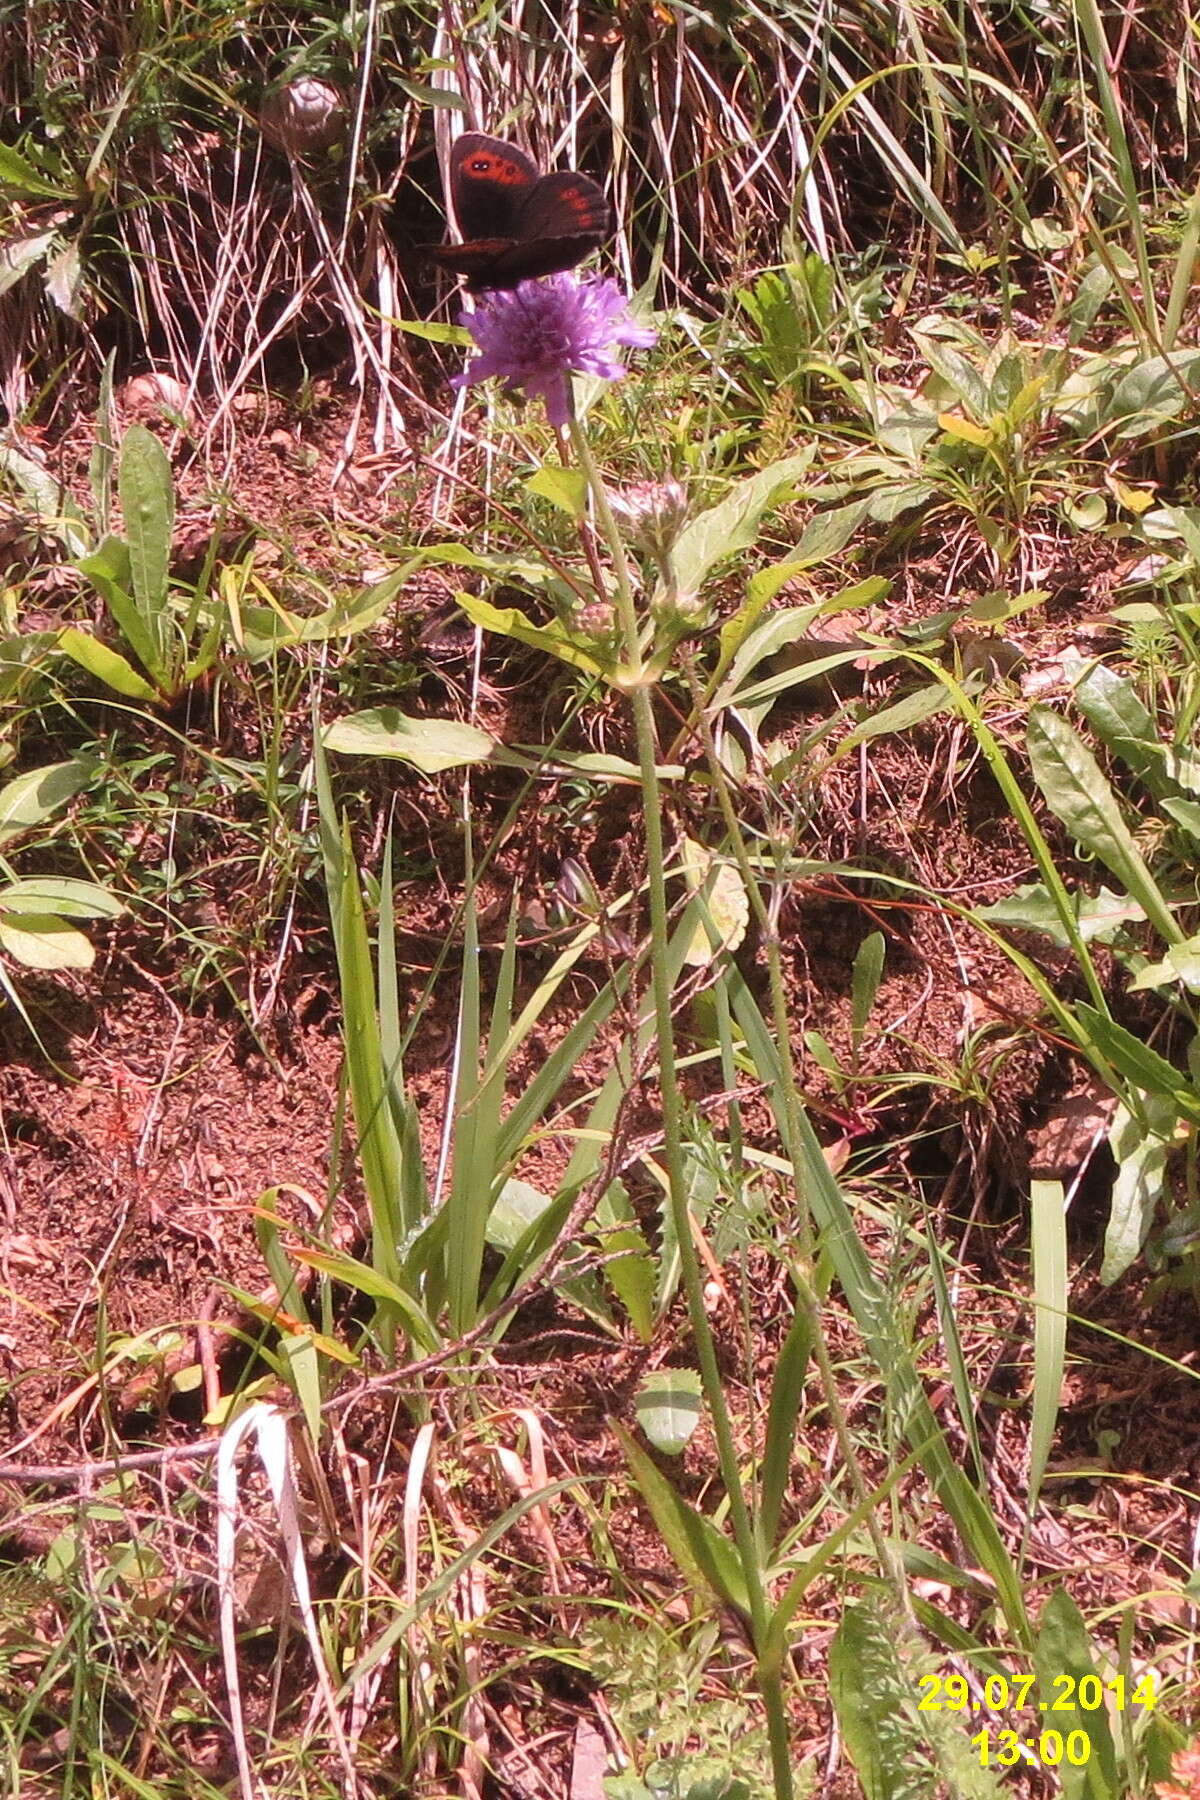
[427,133,610,292]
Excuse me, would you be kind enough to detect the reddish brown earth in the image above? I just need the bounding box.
[1,388,1197,1797]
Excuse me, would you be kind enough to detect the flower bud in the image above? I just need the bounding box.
[260,79,345,154]
[609,479,689,560]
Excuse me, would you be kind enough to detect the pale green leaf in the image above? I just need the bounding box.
[1101,1098,1173,1284]
[0,758,95,846]
[670,452,814,594]
[0,911,95,969]
[635,1368,702,1456]
[0,878,123,919]
[323,708,498,772]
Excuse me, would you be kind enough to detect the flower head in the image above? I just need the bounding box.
[451,274,657,427]
[609,478,689,561]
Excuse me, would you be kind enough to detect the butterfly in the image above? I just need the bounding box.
[426,133,611,292]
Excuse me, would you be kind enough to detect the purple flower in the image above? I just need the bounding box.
[451,275,657,427]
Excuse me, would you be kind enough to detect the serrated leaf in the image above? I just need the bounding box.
[0,144,72,198]
[0,911,95,969]
[635,1368,703,1455]
[0,229,56,299]
[323,708,498,772]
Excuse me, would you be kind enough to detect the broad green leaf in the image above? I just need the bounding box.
[526,466,587,516]
[1107,350,1200,434]
[0,878,123,919]
[634,1368,702,1455]
[670,452,814,595]
[486,1178,553,1253]
[793,498,871,565]
[76,536,163,681]
[613,1423,750,1616]
[1026,707,1180,945]
[851,931,885,1048]
[457,592,611,676]
[0,758,95,846]
[324,708,497,772]
[1101,1097,1173,1284]
[0,911,94,969]
[1072,664,1163,793]
[1075,1004,1200,1120]
[836,680,954,752]
[1033,1592,1119,1800]
[119,424,174,660]
[58,626,160,701]
[976,882,1144,946]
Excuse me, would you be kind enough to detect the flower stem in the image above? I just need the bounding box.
[567,399,796,1800]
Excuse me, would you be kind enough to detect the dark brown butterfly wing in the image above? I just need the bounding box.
[429,136,611,291]
[449,133,538,239]
[513,170,610,242]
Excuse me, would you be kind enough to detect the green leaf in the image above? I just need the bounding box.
[0,758,95,846]
[1033,1592,1119,1800]
[0,143,72,198]
[1072,664,1163,792]
[526,466,587,516]
[323,708,498,772]
[57,626,160,701]
[670,452,815,595]
[634,1368,703,1456]
[0,445,91,555]
[593,1181,656,1344]
[1101,1097,1173,1284]
[0,229,56,299]
[1107,349,1200,434]
[457,591,611,677]
[613,1422,750,1617]
[1026,707,1180,945]
[1075,1004,1200,1119]
[0,878,123,919]
[1028,1179,1067,1516]
[118,424,174,662]
[0,911,95,969]
[75,536,163,682]
[976,881,1145,946]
